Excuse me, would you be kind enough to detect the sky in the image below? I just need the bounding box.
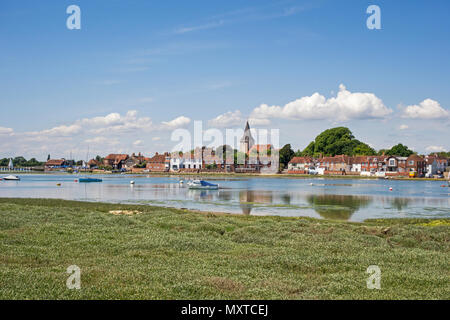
[1,0,449,160]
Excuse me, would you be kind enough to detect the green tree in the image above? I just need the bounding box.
[300,127,376,156]
[385,143,414,157]
[13,156,27,167]
[279,144,295,167]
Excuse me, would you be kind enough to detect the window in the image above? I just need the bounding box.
[389,159,396,166]
[409,160,414,165]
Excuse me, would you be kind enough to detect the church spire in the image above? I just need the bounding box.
[244,120,250,132]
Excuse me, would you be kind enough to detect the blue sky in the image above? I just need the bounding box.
[1,0,449,160]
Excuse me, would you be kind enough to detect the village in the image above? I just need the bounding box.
[31,123,450,179]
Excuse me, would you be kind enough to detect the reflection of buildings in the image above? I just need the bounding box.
[307,194,372,220]
[239,190,274,215]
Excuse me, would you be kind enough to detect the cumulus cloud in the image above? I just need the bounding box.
[208,110,243,127]
[399,124,409,130]
[133,140,144,146]
[251,84,392,121]
[426,145,447,152]
[161,116,191,129]
[402,99,449,119]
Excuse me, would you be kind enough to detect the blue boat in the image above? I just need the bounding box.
[187,180,219,190]
[78,177,103,183]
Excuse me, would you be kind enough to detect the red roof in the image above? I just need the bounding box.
[105,154,129,163]
[45,159,65,166]
[289,156,314,164]
[147,154,166,163]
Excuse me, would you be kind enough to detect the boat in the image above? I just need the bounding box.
[187,179,219,190]
[3,175,20,181]
[78,177,102,183]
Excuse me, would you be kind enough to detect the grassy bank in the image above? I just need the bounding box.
[0,198,448,300]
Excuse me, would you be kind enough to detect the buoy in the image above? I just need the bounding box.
[74,179,78,182]
[57,183,61,186]
[389,187,393,191]
[130,181,135,185]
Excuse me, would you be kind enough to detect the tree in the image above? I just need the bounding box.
[300,127,376,157]
[279,144,295,168]
[47,154,51,161]
[385,143,414,157]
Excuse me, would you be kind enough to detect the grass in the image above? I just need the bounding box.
[0,198,448,300]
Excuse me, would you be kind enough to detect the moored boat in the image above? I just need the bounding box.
[3,175,20,181]
[78,177,102,183]
[187,179,219,190]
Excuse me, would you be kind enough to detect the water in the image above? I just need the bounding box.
[1,174,449,221]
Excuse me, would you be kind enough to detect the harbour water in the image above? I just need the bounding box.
[0,174,449,221]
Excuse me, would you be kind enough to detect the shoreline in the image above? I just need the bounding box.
[2,171,448,182]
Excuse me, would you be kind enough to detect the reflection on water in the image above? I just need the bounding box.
[0,174,449,221]
[390,197,411,211]
[307,194,371,220]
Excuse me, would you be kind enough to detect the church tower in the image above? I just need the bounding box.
[240,121,255,154]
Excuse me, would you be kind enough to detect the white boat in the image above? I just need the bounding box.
[3,175,20,181]
[187,179,219,190]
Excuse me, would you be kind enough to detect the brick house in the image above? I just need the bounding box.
[386,156,408,173]
[103,154,129,170]
[146,152,169,172]
[318,155,352,173]
[406,154,426,176]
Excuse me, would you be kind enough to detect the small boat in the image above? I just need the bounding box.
[78,177,102,183]
[3,175,20,181]
[187,179,219,190]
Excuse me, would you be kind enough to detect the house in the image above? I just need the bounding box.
[318,155,352,173]
[425,154,448,176]
[182,152,203,170]
[87,159,100,169]
[385,156,408,173]
[103,154,129,170]
[169,152,185,171]
[124,152,146,170]
[146,152,168,172]
[288,157,315,171]
[406,154,426,176]
[45,159,68,170]
[351,156,386,173]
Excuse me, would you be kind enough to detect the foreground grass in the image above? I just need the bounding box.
[0,198,448,300]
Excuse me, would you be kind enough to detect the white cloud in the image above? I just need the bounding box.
[402,99,449,119]
[426,145,447,152]
[399,124,409,130]
[161,116,191,129]
[0,127,14,135]
[27,124,82,137]
[248,118,271,126]
[152,137,161,141]
[208,110,243,127]
[85,137,119,146]
[133,140,144,146]
[251,84,392,121]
